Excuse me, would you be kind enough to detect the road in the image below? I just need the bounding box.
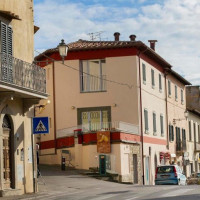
[4,165,200,200]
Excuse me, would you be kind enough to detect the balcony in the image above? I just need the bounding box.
[176,140,186,153]
[80,75,106,92]
[57,121,139,139]
[0,53,47,98]
[194,143,200,152]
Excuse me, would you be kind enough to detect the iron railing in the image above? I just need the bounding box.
[80,75,106,92]
[0,53,46,93]
[57,121,139,138]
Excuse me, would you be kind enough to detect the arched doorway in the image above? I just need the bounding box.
[2,114,14,189]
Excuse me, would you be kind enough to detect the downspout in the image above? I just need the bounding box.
[137,48,147,185]
[164,71,169,150]
[52,61,57,154]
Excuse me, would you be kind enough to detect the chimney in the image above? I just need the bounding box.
[114,32,120,41]
[148,40,158,51]
[129,35,136,41]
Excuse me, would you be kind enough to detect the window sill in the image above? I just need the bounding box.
[143,81,146,85]
[80,90,107,93]
[145,130,149,134]
[168,94,171,98]
[153,132,157,136]
[181,101,184,105]
[175,98,178,102]
[161,134,164,137]
[159,89,162,93]
[152,85,155,89]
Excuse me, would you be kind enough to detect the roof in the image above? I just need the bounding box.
[35,39,191,85]
[169,69,192,85]
[35,39,173,69]
[0,10,21,20]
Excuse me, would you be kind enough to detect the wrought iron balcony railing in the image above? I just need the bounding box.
[57,121,139,139]
[0,53,46,94]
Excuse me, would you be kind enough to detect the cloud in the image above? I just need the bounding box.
[34,0,200,85]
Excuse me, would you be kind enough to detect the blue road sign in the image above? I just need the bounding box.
[33,117,49,134]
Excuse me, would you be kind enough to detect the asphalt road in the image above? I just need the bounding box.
[4,165,200,200]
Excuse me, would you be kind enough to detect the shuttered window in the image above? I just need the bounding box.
[144,109,148,133]
[189,121,192,141]
[142,63,146,83]
[198,125,200,143]
[160,114,164,136]
[168,80,171,96]
[0,21,13,82]
[181,89,184,103]
[169,125,174,141]
[175,85,178,100]
[151,69,155,88]
[159,74,162,91]
[153,112,156,134]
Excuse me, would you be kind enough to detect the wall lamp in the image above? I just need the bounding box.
[173,110,189,124]
[58,39,69,64]
[35,100,51,114]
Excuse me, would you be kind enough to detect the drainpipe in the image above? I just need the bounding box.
[52,61,57,154]
[137,48,147,185]
[164,71,169,150]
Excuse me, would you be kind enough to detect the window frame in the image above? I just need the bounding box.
[151,69,155,89]
[80,59,106,93]
[153,112,157,135]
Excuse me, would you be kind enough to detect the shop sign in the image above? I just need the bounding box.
[97,131,110,153]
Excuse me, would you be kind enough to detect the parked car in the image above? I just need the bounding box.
[155,165,187,185]
[187,172,200,185]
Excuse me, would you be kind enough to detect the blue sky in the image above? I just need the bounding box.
[34,0,200,84]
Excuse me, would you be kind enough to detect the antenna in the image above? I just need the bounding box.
[87,31,104,41]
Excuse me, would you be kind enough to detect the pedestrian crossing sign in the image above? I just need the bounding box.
[33,117,49,134]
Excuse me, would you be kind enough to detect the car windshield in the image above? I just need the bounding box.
[157,166,174,173]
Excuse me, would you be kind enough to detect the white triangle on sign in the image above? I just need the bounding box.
[35,120,47,132]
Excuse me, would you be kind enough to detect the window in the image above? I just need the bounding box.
[80,59,106,92]
[159,74,162,91]
[182,129,186,150]
[175,85,178,100]
[189,121,192,141]
[176,127,181,151]
[194,123,196,142]
[144,109,149,133]
[169,125,174,141]
[151,69,155,88]
[0,21,13,82]
[142,63,146,84]
[198,125,200,143]
[168,80,171,96]
[181,89,184,104]
[160,114,164,136]
[153,112,157,135]
[77,107,111,132]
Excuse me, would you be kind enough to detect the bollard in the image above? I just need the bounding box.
[61,156,66,171]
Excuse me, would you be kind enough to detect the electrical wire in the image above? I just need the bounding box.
[34,49,136,89]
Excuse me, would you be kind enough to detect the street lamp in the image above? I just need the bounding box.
[173,110,189,124]
[58,39,68,64]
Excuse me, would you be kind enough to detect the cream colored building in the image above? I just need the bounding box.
[35,33,192,185]
[0,0,47,196]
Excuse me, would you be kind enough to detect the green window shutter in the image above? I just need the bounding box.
[1,22,7,54]
[153,112,156,133]
[144,109,148,132]
[151,69,155,86]
[142,64,146,82]
[7,26,13,56]
[189,121,191,141]
[159,74,162,90]
[160,115,164,135]
[172,126,174,141]
[169,125,172,141]
[168,80,171,95]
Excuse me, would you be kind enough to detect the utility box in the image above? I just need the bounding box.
[99,155,106,175]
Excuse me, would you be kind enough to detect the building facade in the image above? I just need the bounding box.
[0,0,47,196]
[36,33,193,185]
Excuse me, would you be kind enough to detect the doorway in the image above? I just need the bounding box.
[2,115,14,189]
[145,157,150,185]
[133,154,138,184]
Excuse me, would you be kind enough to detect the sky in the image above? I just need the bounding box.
[34,0,200,85]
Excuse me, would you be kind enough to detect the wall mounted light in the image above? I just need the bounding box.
[58,39,69,64]
[173,110,189,124]
[35,99,51,114]
[71,106,76,110]
[112,103,117,107]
